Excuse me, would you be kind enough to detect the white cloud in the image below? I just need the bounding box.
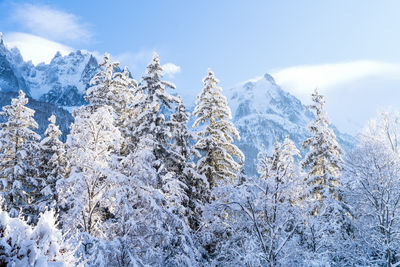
[11,3,91,43]
[162,63,181,78]
[272,61,400,98]
[270,61,400,135]
[4,32,73,65]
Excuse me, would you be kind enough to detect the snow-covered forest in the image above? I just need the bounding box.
[1,53,400,267]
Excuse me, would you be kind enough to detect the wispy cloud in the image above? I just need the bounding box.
[270,60,400,134]
[272,61,400,96]
[11,3,91,44]
[4,32,73,64]
[162,63,181,78]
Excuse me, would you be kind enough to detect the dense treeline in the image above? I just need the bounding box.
[0,53,399,266]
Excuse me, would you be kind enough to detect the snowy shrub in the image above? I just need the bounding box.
[0,210,76,266]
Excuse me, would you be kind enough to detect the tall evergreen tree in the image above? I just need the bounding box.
[37,115,68,214]
[302,88,343,213]
[300,88,350,263]
[0,90,41,222]
[167,98,208,230]
[130,52,179,167]
[193,69,244,190]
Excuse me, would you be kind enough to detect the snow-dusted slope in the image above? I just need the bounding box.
[0,34,74,139]
[224,73,355,175]
[0,34,99,106]
[29,51,98,106]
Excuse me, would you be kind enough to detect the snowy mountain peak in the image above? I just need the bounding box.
[263,73,276,84]
[225,72,355,174]
[0,37,100,106]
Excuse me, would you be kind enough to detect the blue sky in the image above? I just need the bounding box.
[1,0,400,134]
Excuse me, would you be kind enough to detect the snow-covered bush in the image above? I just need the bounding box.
[0,209,76,266]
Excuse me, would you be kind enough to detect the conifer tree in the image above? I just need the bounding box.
[167,98,208,230]
[302,88,343,213]
[300,89,350,263]
[130,53,179,163]
[37,115,67,213]
[110,55,201,264]
[85,54,137,115]
[193,69,244,189]
[0,90,41,222]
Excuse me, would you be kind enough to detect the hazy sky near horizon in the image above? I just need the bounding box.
[1,0,400,134]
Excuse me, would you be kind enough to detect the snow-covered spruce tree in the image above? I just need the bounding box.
[0,90,41,223]
[85,53,137,115]
[37,115,67,214]
[167,98,208,231]
[300,88,350,264]
[129,52,179,171]
[202,137,302,266]
[193,69,244,190]
[0,209,77,266]
[58,106,122,243]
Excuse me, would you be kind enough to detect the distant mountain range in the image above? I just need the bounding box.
[0,33,356,173]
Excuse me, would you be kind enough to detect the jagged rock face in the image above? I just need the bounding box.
[0,41,30,95]
[224,74,355,175]
[0,53,20,93]
[27,51,99,106]
[0,39,99,107]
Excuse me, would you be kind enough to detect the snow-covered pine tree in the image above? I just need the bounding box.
[302,88,343,212]
[85,53,137,114]
[129,52,179,171]
[37,115,67,214]
[0,90,41,223]
[193,69,244,190]
[167,98,208,230]
[300,88,350,263]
